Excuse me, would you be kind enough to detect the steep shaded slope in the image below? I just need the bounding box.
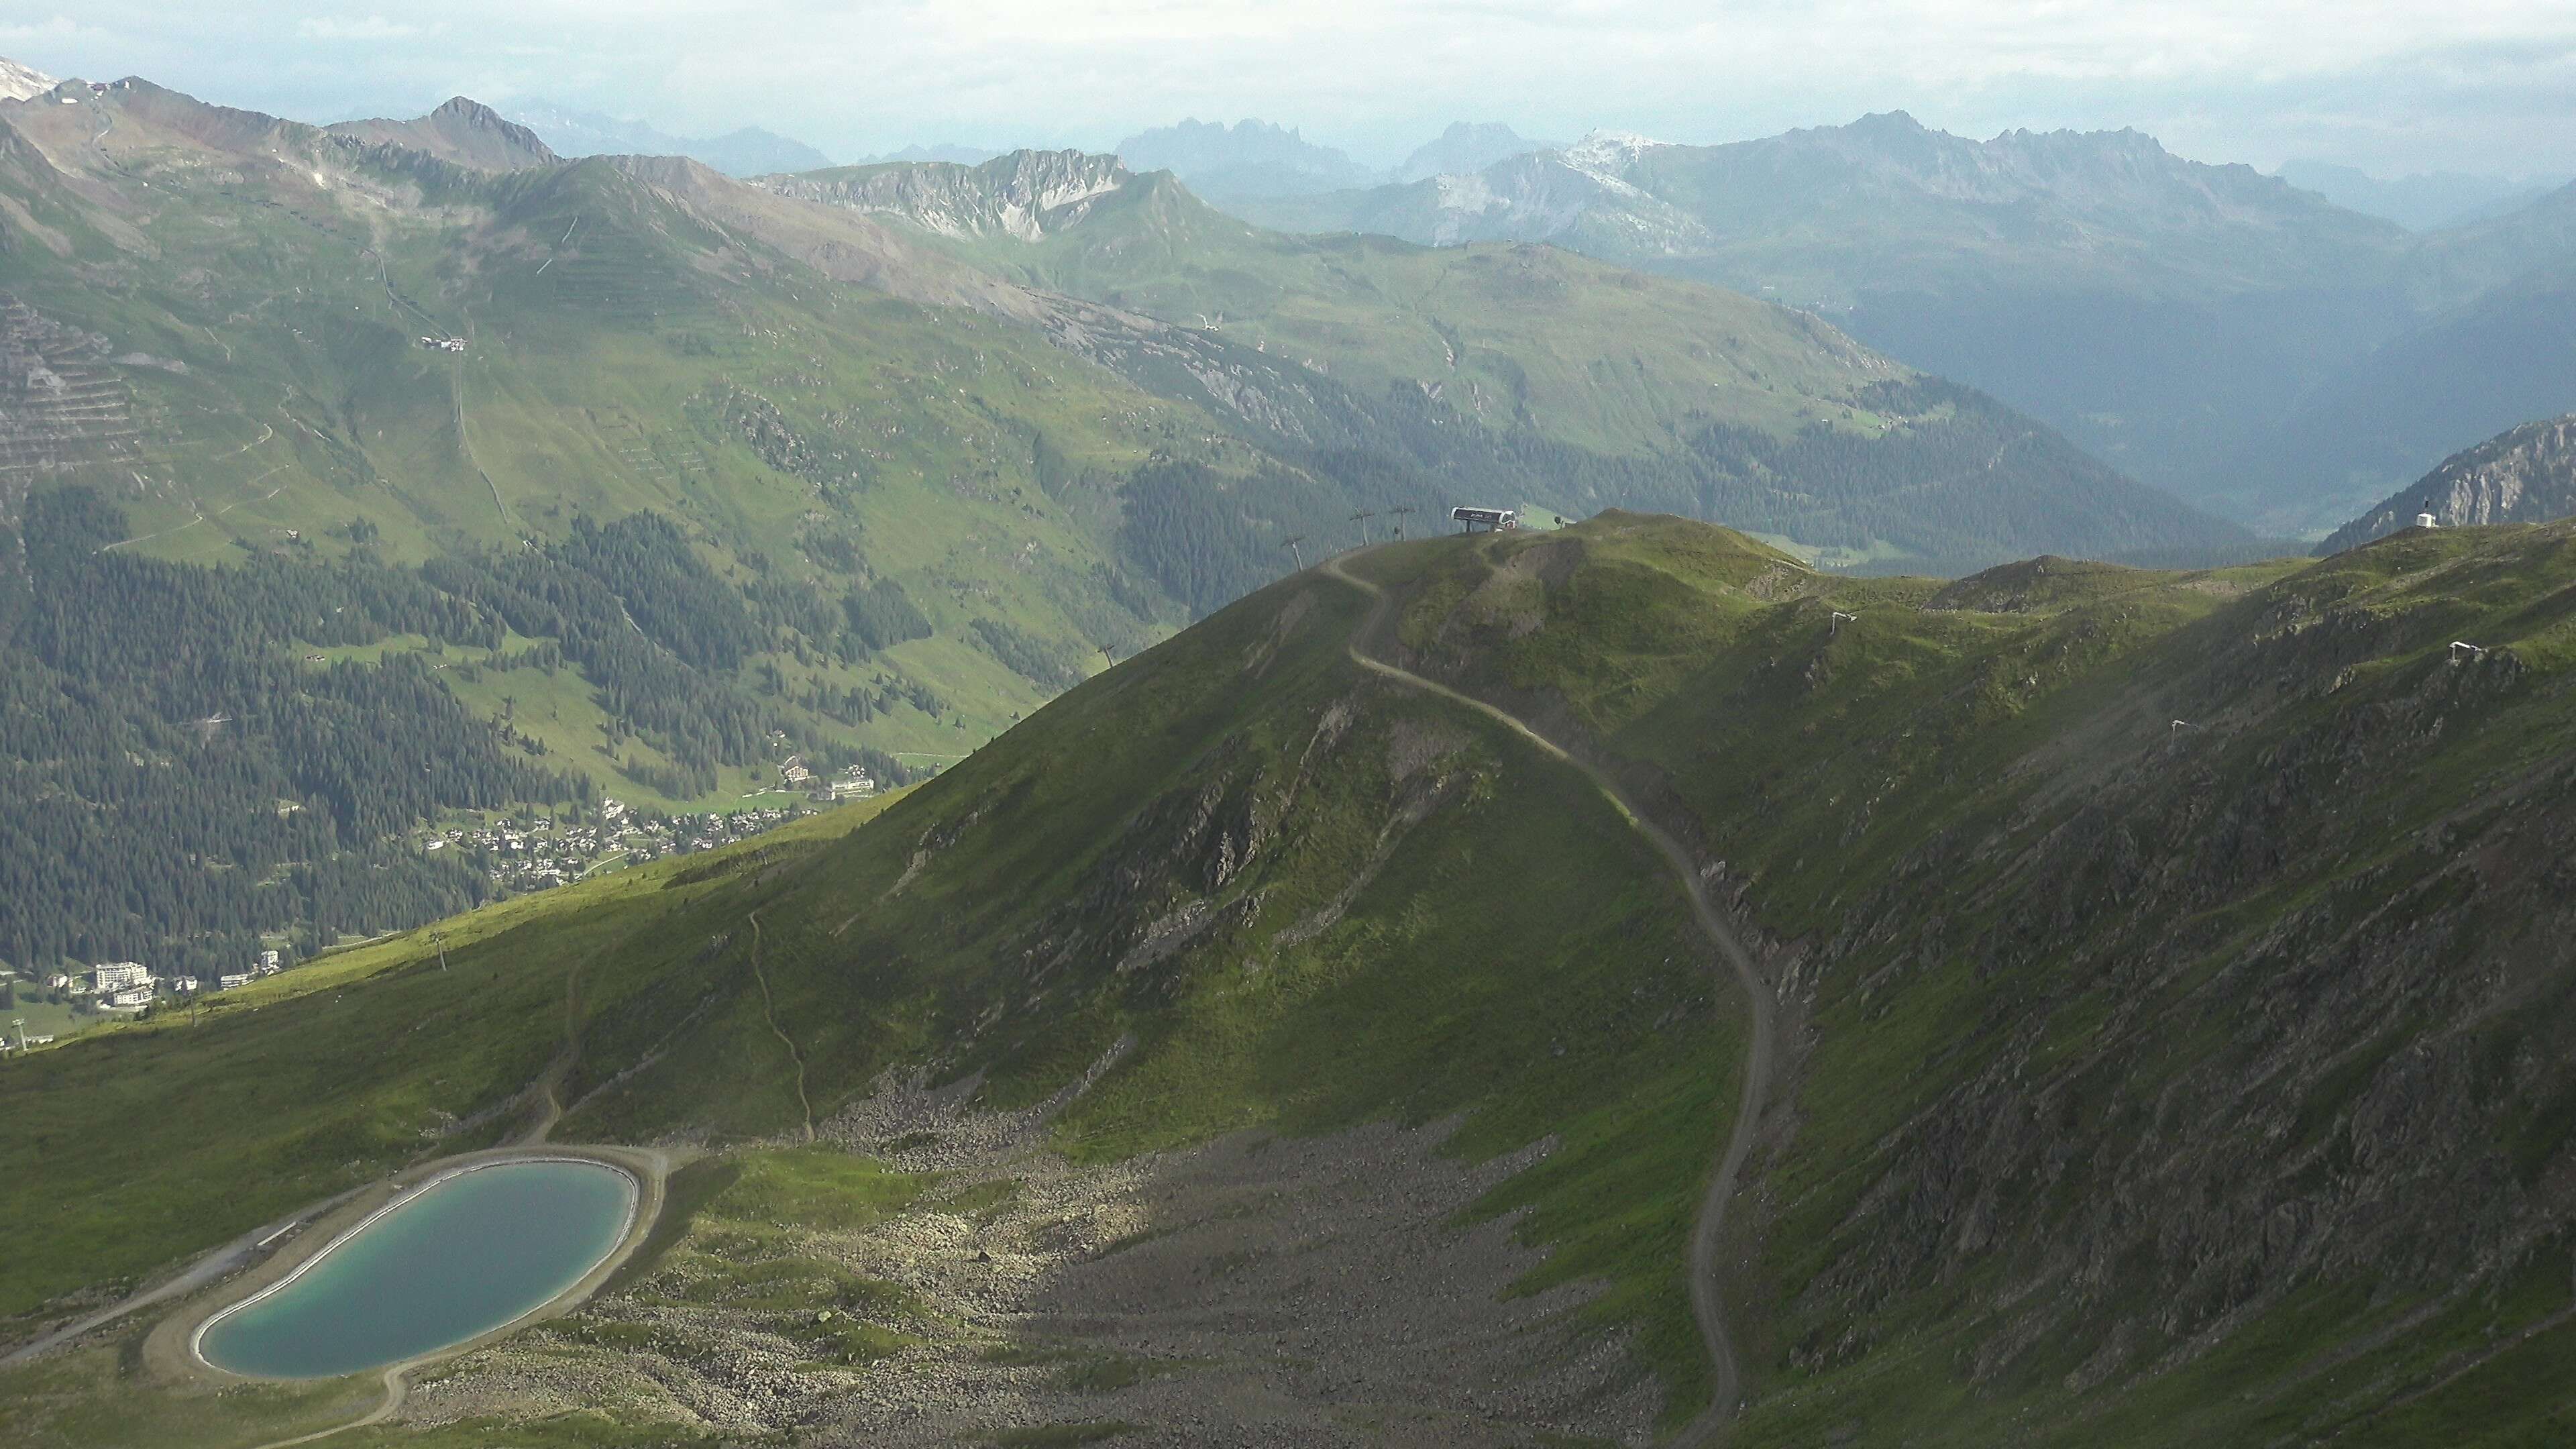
[1381,516,2576,1446]
[13,515,2576,1448]
[2319,414,2576,553]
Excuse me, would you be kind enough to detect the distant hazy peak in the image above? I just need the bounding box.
[1395,121,1556,183]
[506,101,833,178]
[1114,117,1374,198]
[0,56,55,103]
[1557,129,1670,174]
[2276,158,2567,231]
[857,142,1002,168]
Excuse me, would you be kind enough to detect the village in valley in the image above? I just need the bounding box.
[1,757,881,1053]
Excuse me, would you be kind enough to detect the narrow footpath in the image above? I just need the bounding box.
[747,910,816,1142]
[1322,553,1778,1442]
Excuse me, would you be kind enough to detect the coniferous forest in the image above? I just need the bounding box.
[0,491,925,977]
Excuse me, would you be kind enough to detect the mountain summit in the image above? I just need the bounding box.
[326,96,560,172]
[0,55,54,102]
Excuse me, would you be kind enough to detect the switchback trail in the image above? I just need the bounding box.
[747,910,816,1142]
[1322,552,1777,1442]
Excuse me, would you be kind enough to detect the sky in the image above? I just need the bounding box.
[7,1,2575,176]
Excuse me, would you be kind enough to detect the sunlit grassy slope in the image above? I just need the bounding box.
[0,91,1227,805]
[771,156,2253,571]
[924,168,1902,457]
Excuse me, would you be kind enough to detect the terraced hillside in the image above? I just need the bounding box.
[9,513,2576,1446]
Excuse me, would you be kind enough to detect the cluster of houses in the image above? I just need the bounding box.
[416,335,468,353]
[781,756,876,802]
[422,786,875,897]
[45,950,286,1014]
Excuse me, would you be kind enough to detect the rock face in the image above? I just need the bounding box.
[0,56,54,103]
[765,151,1132,242]
[2318,413,2576,553]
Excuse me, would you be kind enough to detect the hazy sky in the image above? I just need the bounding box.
[8,1,2575,175]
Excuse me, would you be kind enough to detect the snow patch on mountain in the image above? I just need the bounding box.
[0,56,59,103]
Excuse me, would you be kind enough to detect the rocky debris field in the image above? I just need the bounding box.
[400,1073,1660,1446]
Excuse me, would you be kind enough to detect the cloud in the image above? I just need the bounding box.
[0,15,112,46]
[295,15,427,42]
[11,1,2574,176]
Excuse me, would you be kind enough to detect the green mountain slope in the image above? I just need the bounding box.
[11,513,2576,1446]
[760,149,2251,571]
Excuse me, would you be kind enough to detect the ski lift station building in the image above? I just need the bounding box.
[1452,505,1518,533]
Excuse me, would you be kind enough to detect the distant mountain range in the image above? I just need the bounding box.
[1114,118,1379,202]
[507,99,834,176]
[853,142,1001,167]
[1208,113,2576,539]
[1391,121,1557,182]
[2275,159,2565,232]
[1111,117,1554,201]
[2318,413,2576,553]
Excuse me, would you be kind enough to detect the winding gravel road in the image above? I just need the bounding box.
[1323,551,1778,1441]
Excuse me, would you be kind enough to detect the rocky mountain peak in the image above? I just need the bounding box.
[423,96,559,164]
[2319,414,2576,553]
[0,56,55,103]
[759,148,1133,242]
[325,95,559,172]
[1554,129,1669,186]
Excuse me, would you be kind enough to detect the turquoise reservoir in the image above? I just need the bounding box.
[197,1159,635,1379]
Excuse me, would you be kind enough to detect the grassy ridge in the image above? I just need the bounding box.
[1381,515,2576,1444]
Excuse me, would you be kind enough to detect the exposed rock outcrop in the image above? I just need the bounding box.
[2319,413,2576,552]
